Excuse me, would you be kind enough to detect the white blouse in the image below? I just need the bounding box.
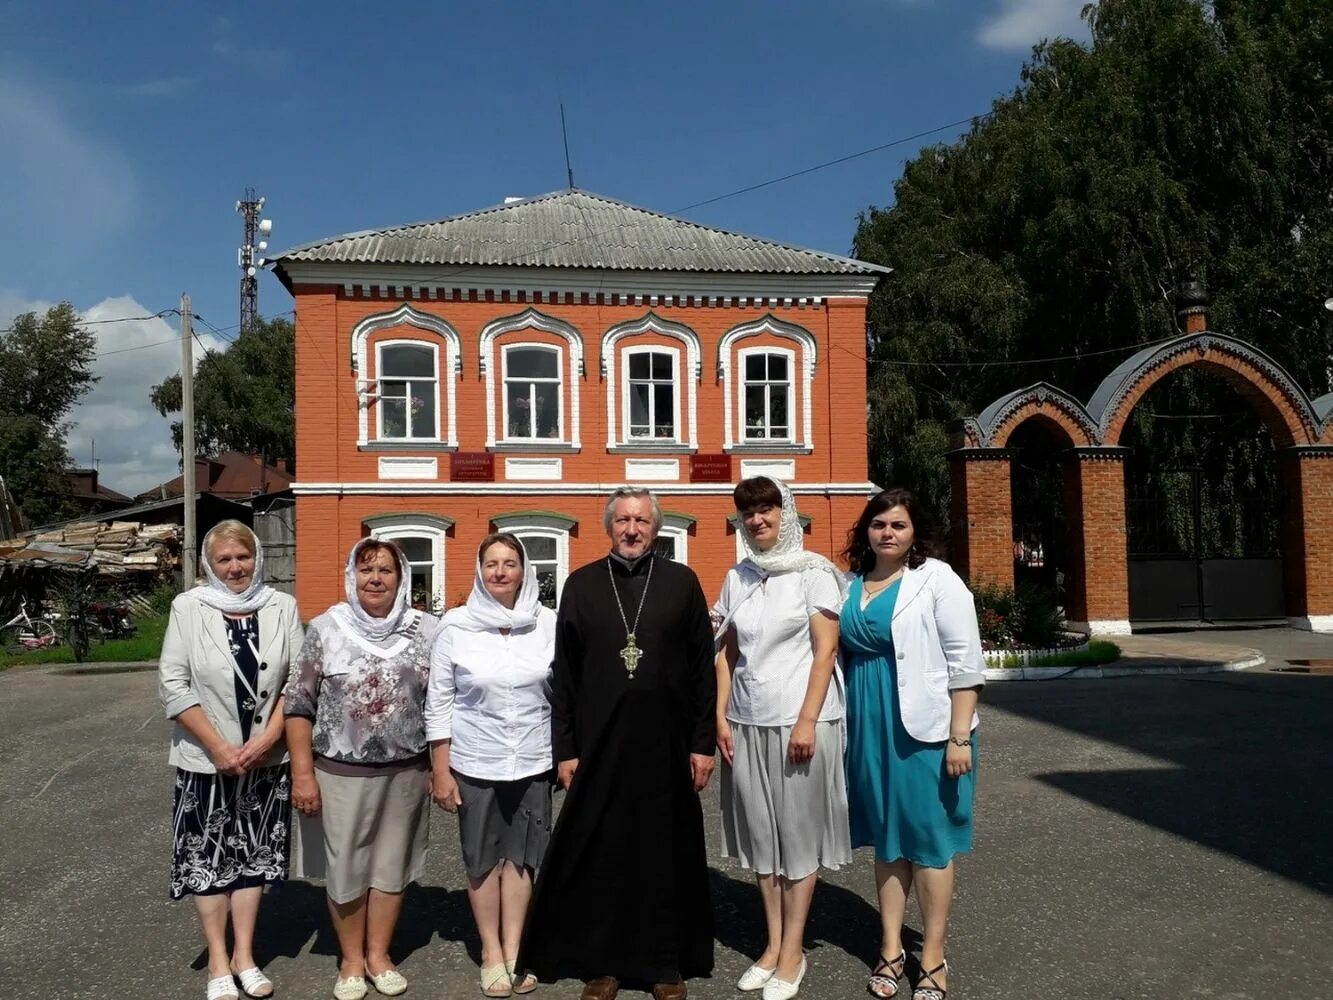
[424,606,557,782]
[714,563,843,727]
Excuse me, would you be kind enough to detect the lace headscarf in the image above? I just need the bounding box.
[188,522,275,615]
[738,477,849,600]
[451,539,542,632]
[327,537,415,641]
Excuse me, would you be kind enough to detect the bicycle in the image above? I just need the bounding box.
[0,599,60,652]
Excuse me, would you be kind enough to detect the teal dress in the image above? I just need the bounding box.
[841,577,976,868]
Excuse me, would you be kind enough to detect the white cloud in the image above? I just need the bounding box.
[977,0,1091,52]
[0,75,137,256]
[55,296,227,498]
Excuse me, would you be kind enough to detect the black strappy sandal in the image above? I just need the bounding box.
[912,960,948,1000]
[867,950,906,998]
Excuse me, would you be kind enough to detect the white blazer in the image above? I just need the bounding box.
[883,557,986,744]
[158,590,304,772]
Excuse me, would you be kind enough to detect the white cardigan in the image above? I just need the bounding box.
[158,590,304,772]
[878,557,985,744]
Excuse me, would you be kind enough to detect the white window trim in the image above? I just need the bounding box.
[491,513,574,608]
[367,520,447,612]
[373,339,441,442]
[658,516,691,564]
[620,344,682,445]
[719,315,817,449]
[501,343,566,443]
[602,312,700,449]
[479,309,583,448]
[352,304,460,447]
[737,345,796,444]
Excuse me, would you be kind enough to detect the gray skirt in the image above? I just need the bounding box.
[454,769,553,880]
[293,764,430,903]
[721,719,852,880]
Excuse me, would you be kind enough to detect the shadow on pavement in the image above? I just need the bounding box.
[988,672,1333,895]
[191,880,474,971]
[709,867,917,970]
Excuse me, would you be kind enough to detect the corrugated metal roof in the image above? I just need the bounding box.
[271,190,890,276]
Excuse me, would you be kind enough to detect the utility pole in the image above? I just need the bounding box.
[236,189,273,332]
[180,294,197,589]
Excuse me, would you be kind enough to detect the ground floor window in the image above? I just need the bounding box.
[492,513,576,609]
[363,515,452,614]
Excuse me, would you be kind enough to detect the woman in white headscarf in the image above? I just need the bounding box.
[158,518,304,1000]
[426,533,556,997]
[283,537,442,1000]
[713,477,850,1000]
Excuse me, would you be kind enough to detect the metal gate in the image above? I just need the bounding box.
[1126,468,1284,621]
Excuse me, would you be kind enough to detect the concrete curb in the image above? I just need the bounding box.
[984,650,1265,681]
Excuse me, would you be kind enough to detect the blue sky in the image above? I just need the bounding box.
[0,0,1091,494]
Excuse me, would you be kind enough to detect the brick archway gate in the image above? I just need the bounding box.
[951,309,1333,635]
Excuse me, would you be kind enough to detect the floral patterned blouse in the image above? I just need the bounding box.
[283,610,441,765]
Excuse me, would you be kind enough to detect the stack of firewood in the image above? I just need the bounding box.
[28,521,179,574]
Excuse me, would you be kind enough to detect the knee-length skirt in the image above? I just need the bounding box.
[293,764,430,904]
[721,720,851,880]
[454,769,553,879]
[169,765,291,900]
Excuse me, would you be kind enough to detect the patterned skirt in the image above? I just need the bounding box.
[169,765,292,900]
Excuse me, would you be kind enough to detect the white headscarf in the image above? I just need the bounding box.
[327,537,415,642]
[451,538,542,632]
[739,477,849,600]
[189,523,275,615]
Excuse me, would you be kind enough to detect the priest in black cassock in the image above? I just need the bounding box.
[518,487,717,1000]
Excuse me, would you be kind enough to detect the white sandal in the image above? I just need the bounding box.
[234,967,274,998]
[368,968,408,996]
[334,976,368,1000]
[207,975,240,1000]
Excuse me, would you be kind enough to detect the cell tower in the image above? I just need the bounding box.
[236,188,273,332]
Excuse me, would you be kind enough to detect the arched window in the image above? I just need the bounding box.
[375,341,438,441]
[502,345,564,441]
[738,346,794,443]
[351,304,460,447]
[624,346,681,442]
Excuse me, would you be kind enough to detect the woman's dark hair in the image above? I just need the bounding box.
[477,532,526,568]
[355,537,403,569]
[732,476,783,511]
[841,488,936,575]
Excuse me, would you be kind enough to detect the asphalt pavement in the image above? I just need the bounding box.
[3,627,1331,1000]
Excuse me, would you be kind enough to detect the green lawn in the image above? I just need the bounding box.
[0,614,167,670]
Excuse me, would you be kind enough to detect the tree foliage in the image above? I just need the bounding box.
[852,0,1333,537]
[151,316,296,468]
[0,303,99,526]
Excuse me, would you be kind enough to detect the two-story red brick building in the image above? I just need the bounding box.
[271,190,887,617]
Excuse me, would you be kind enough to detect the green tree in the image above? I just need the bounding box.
[150,316,296,468]
[852,0,1333,533]
[0,303,99,526]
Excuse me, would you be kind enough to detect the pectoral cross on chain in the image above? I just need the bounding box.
[608,556,655,680]
[620,633,644,678]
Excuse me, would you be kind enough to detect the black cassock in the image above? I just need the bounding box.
[519,552,717,984]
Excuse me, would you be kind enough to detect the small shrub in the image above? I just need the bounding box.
[971,578,1066,650]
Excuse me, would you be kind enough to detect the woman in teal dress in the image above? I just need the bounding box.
[840,490,985,1000]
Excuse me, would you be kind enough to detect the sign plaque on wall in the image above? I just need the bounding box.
[689,454,733,483]
[450,452,495,482]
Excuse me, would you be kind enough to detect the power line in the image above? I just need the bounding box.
[673,114,993,213]
[847,332,1187,369]
[266,110,995,293]
[0,309,178,335]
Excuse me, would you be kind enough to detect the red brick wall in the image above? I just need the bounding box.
[1073,453,1129,623]
[948,453,1013,588]
[289,288,873,619]
[1281,450,1333,619]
